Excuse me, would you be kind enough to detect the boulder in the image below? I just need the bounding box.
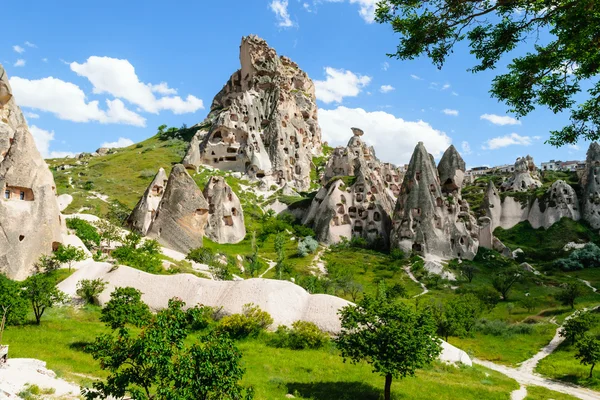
[95,147,110,156]
[203,176,246,244]
[581,142,600,229]
[0,63,63,280]
[183,35,322,191]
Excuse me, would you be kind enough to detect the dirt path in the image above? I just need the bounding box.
[259,259,277,278]
[311,247,327,275]
[579,279,598,293]
[403,266,428,297]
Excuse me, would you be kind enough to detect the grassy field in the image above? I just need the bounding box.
[525,385,580,400]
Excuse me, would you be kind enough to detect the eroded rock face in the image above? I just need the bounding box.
[127,168,168,235]
[500,155,542,192]
[203,176,246,244]
[0,64,63,279]
[146,165,209,253]
[303,128,403,247]
[438,145,466,195]
[581,142,600,229]
[390,143,478,260]
[183,35,322,191]
[529,180,580,229]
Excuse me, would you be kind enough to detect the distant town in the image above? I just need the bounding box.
[466,158,585,177]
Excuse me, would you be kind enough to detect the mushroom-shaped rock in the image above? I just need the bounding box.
[0,63,63,279]
[203,176,246,244]
[581,142,600,229]
[500,155,542,192]
[146,165,209,253]
[127,168,168,235]
[437,145,466,195]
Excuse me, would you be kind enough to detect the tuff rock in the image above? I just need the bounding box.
[581,142,600,229]
[203,176,246,244]
[0,64,63,279]
[183,35,322,191]
[500,155,542,192]
[127,168,168,235]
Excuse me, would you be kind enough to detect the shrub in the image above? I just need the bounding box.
[297,236,319,257]
[139,169,156,178]
[554,243,600,271]
[66,217,101,250]
[76,279,107,305]
[474,319,533,337]
[186,305,216,331]
[217,303,273,339]
[389,248,405,260]
[187,247,216,264]
[269,321,330,350]
[112,239,162,273]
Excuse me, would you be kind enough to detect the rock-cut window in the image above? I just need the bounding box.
[4,190,9,199]
[19,191,25,200]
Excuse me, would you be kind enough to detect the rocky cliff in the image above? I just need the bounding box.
[500,155,542,192]
[203,176,246,244]
[183,35,322,191]
[127,168,168,235]
[581,142,600,229]
[0,64,63,279]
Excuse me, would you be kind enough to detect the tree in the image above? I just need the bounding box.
[521,296,538,313]
[560,311,596,344]
[95,220,121,251]
[492,267,521,301]
[100,287,152,330]
[556,282,584,309]
[0,275,27,326]
[575,334,600,378]
[375,0,600,146]
[336,295,442,400]
[274,232,286,279]
[246,231,262,277]
[84,298,253,400]
[21,274,68,325]
[460,263,476,283]
[54,245,87,271]
[66,217,101,250]
[34,254,61,274]
[76,279,107,305]
[445,294,482,337]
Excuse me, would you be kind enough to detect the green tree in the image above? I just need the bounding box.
[336,295,441,400]
[54,244,87,271]
[556,282,584,309]
[375,0,600,146]
[84,298,253,400]
[95,220,121,251]
[246,231,262,277]
[0,275,28,326]
[33,254,61,274]
[521,296,538,313]
[460,263,476,283]
[492,267,521,301]
[575,334,600,378]
[274,232,286,279]
[560,311,596,344]
[100,287,152,330]
[22,274,68,325]
[76,279,107,305]
[66,217,101,250]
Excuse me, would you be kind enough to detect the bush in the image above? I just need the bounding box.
[217,303,273,339]
[0,274,28,325]
[139,169,156,178]
[297,236,319,257]
[269,321,330,350]
[66,218,101,250]
[76,279,107,305]
[112,239,162,273]
[389,248,405,260]
[474,319,533,337]
[554,243,600,271]
[187,247,216,264]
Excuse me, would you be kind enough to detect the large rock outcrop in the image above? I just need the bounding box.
[127,168,168,235]
[500,155,542,192]
[0,64,63,279]
[146,165,209,253]
[203,176,246,244]
[581,142,600,229]
[303,128,403,247]
[390,143,478,259]
[183,35,322,191]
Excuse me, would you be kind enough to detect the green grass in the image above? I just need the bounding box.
[525,385,580,400]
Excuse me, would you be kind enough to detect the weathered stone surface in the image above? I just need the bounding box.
[0,64,63,280]
[146,165,209,253]
[127,168,168,235]
[581,142,600,229]
[529,180,580,229]
[390,143,478,260]
[500,155,542,192]
[183,35,322,191]
[437,145,466,195]
[203,176,246,244]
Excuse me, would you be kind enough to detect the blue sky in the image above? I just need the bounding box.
[0,0,587,167]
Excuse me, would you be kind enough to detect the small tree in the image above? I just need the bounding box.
[336,295,441,400]
[100,287,152,330]
[560,311,596,345]
[521,296,538,313]
[459,264,476,283]
[95,220,121,251]
[556,282,584,310]
[21,274,68,325]
[54,245,87,271]
[0,275,27,327]
[274,232,286,279]
[76,279,107,305]
[34,254,61,274]
[575,334,600,378]
[492,267,521,301]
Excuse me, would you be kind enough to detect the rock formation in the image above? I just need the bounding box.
[183,35,322,191]
[146,165,209,253]
[0,64,63,280]
[581,142,600,229]
[303,128,403,247]
[127,168,168,235]
[203,176,246,244]
[500,155,542,192]
[390,143,479,260]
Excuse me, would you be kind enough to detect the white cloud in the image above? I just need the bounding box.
[482,133,532,150]
[315,67,371,103]
[303,2,312,12]
[480,113,521,126]
[14,59,25,67]
[381,62,389,71]
[13,45,25,54]
[24,41,36,48]
[101,137,135,149]
[9,76,146,126]
[319,106,452,164]
[533,135,542,140]
[269,0,294,27]
[451,91,459,96]
[149,82,177,95]
[325,0,378,23]
[461,141,472,155]
[442,109,459,116]
[42,58,48,63]
[410,74,422,80]
[24,111,40,119]
[442,83,451,90]
[29,125,75,159]
[380,85,395,93]
[70,56,204,114]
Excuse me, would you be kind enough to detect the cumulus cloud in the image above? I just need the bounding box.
[101,137,135,149]
[10,76,146,126]
[270,0,294,27]
[461,141,472,155]
[442,109,459,116]
[315,67,371,103]
[29,125,75,159]
[319,106,451,164]
[13,45,25,54]
[149,82,177,95]
[381,62,389,71]
[482,133,532,150]
[14,59,25,67]
[24,41,36,48]
[380,85,395,93]
[70,56,204,114]
[480,113,521,126]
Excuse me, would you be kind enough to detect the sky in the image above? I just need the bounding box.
[0,0,588,168]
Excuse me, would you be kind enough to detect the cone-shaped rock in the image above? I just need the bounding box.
[0,64,63,279]
[203,176,246,244]
[437,145,466,195]
[147,165,209,253]
[183,35,322,191]
[127,168,168,235]
[581,142,600,228]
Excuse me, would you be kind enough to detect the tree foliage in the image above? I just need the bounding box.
[66,217,101,250]
[555,282,584,309]
[575,334,600,379]
[76,279,107,305]
[560,311,596,344]
[54,244,87,271]
[100,287,152,330]
[0,274,28,326]
[491,266,521,300]
[22,273,68,325]
[375,0,600,146]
